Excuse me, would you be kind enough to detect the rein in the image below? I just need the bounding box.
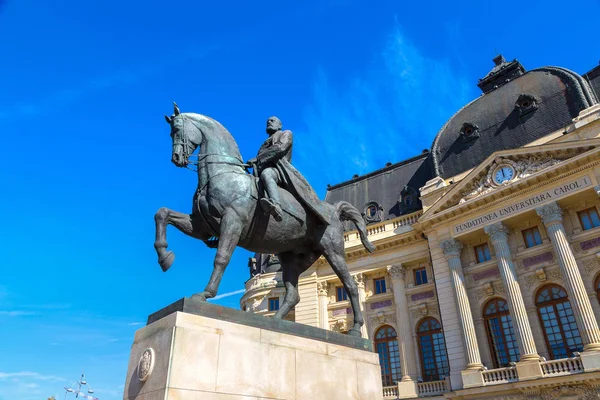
[172,115,256,196]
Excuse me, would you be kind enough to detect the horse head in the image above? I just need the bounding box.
[164,102,202,167]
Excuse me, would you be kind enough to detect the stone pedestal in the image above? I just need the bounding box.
[397,380,419,399]
[123,298,382,400]
[515,360,543,381]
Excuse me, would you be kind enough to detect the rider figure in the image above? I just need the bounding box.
[248,116,289,221]
[248,116,330,225]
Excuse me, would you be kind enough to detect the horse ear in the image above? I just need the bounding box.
[164,115,172,124]
[173,102,180,116]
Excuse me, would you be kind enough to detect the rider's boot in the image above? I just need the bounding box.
[260,198,283,222]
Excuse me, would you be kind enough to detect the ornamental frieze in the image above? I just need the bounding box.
[330,307,352,317]
[370,312,396,326]
[460,156,563,203]
[583,258,600,276]
[467,267,501,284]
[524,268,563,288]
[370,299,392,310]
[473,281,505,301]
[519,251,555,269]
[410,303,439,319]
[410,291,435,302]
[575,236,600,253]
[331,319,348,333]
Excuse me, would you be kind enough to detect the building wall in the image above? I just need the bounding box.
[241,105,600,398]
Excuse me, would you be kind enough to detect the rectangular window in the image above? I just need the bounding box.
[414,268,428,286]
[578,207,600,231]
[374,278,386,294]
[336,286,348,302]
[268,297,279,311]
[474,243,492,263]
[522,226,543,248]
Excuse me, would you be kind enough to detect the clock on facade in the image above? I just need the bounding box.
[493,165,515,184]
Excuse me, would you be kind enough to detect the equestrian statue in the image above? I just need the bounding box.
[155,103,375,337]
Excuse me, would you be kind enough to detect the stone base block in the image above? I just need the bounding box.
[581,351,600,372]
[515,360,543,381]
[397,379,418,399]
[461,369,484,389]
[123,298,382,400]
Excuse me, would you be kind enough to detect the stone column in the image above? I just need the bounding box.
[537,202,600,351]
[387,265,418,381]
[484,222,540,361]
[353,273,369,339]
[317,281,329,330]
[441,239,484,369]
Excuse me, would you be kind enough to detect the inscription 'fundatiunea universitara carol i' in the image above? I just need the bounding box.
[454,176,592,235]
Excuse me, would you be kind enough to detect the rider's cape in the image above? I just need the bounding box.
[275,157,332,225]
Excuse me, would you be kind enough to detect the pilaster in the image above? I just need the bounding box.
[353,273,368,339]
[388,265,418,381]
[317,281,329,330]
[484,222,540,361]
[441,238,484,370]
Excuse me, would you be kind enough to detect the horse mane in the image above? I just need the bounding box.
[183,113,243,159]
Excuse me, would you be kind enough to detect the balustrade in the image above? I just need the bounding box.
[417,378,449,396]
[482,366,518,385]
[382,385,398,399]
[541,356,583,377]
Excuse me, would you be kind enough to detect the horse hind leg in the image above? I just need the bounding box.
[274,251,320,319]
[154,207,206,272]
[320,233,364,337]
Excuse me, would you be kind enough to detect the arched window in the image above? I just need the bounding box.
[484,298,520,367]
[417,318,450,382]
[374,325,401,386]
[595,276,600,304]
[536,284,583,359]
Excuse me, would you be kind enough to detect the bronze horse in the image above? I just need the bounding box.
[155,104,375,336]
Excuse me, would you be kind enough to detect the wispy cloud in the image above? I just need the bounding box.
[296,20,474,191]
[127,322,143,326]
[0,371,67,382]
[0,310,36,317]
[208,288,246,301]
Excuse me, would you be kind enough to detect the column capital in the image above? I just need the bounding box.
[536,201,563,225]
[352,272,366,289]
[484,222,509,243]
[594,185,600,197]
[317,281,329,297]
[387,264,406,281]
[441,238,463,258]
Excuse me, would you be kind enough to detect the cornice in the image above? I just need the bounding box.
[419,152,600,232]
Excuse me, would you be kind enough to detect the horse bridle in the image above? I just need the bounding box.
[173,114,250,172]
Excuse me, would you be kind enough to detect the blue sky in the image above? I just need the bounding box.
[1,0,599,398]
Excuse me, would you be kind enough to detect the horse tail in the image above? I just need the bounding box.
[335,201,376,253]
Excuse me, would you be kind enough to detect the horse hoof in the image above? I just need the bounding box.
[159,251,175,272]
[348,328,362,338]
[191,293,207,302]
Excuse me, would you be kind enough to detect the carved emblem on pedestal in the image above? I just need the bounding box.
[138,348,155,382]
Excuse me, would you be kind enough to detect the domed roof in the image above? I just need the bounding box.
[431,56,598,179]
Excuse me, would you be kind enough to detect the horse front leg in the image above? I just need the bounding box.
[192,212,243,301]
[154,207,207,272]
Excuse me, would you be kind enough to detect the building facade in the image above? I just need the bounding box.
[240,56,600,399]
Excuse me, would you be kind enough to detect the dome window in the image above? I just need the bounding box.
[460,122,480,143]
[515,93,538,116]
[400,185,418,211]
[363,202,382,223]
